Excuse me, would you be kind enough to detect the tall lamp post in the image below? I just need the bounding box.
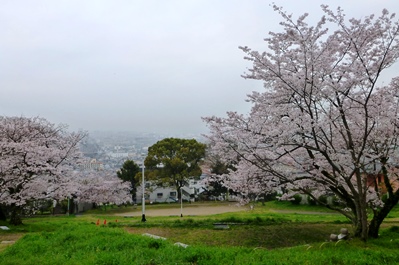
[180,187,183,217]
[141,162,146,222]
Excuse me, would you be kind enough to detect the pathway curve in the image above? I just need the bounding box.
[114,204,246,217]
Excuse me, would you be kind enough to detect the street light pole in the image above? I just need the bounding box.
[180,186,183,217]
[141,162,146,222]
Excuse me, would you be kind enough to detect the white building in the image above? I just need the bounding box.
[136,178,207,203]
[79,159,104,171]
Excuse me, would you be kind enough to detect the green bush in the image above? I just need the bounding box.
[382,193,389,203]
[291,194,302,205]
[332,196,345,207]
[318,195,328,205]
[308,196,317,206]
[262,192,278,202]
[388,226,399,233]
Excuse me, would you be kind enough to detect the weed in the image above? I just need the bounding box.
[148,240,162,249]
[388,226,399,233]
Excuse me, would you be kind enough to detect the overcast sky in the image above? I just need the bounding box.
[1,1,398,135]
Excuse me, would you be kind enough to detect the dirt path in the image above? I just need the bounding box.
[114,204,246,217]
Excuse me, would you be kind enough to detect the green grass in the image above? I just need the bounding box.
[124,223,348,248]
[1,222,399,264]
[1,202,399,264]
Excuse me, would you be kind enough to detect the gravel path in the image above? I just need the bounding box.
[115,204,246,217]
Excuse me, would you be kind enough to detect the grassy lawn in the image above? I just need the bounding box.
[1,201,399,264]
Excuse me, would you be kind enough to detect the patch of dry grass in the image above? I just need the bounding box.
[0,233,24,252]
[125,223,349,249]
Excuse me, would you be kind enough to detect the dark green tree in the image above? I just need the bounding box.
[207,159,229,197]
[117,160,140,203]
[205,155,239,200]
[145,138,206,200]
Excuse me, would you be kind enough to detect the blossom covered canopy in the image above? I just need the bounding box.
[204,6,399,240]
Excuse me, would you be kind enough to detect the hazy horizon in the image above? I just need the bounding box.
[1,0,398,136]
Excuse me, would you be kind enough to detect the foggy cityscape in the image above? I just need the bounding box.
[79,130,205,170]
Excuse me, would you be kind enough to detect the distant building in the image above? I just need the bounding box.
[80,158,104,171]
[108,152,130,158]
[136,177,208,203]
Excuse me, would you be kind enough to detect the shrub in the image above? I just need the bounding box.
[382,194,389,203]
[291,194,302,205]
[332,196,345,207]
[308,196,317,206]
[318,195,328,205]
[220,216,241,223]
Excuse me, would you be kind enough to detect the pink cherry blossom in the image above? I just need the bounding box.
[204,6,399,241]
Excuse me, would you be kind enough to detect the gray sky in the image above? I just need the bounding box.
[1,0,398,135]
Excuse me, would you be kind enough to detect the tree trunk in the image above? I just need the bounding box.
[0,206,7,221]
[131,179,136,203]
[352,214,369,240]
[368,194,399,238]
[9,205,23,225]
[351,193,369,241]
[177,186,182,201]
[368,217,382,238]
[361,210,369,240]
[352,214,366,239]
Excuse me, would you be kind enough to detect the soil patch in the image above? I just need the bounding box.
[0,233,24,251]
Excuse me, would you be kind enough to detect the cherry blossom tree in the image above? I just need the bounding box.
[204,154,273,204]
[0,116,85,225]
[72,170,132,209]
[204,6,399,240]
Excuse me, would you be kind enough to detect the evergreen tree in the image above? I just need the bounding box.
[117,160,140,203]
